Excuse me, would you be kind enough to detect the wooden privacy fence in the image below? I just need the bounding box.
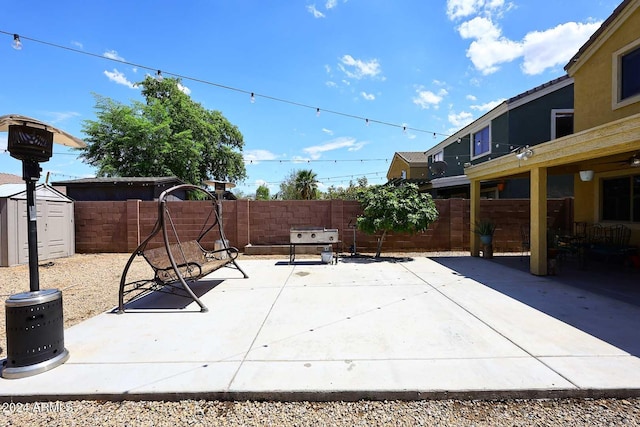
[72,198,573,254]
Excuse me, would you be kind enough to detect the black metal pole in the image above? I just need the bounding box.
[22,159,41,292]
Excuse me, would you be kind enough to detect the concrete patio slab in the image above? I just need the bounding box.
[1,255,639,401]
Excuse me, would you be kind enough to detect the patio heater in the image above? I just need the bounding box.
[205,180,235,258]
[0,115,85,379]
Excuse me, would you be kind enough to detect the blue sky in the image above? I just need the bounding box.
[0,0,620,196]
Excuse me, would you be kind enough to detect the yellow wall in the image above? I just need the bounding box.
[386,158,428,180]
[387,159,409,179]
[572,5,640,131]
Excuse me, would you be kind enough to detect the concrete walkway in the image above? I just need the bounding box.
[1,255,640,401]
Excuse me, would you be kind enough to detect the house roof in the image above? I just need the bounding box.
[0,173,23,185]
[565,0,637,73]
[51,176,184,186]
[507,74,572,104]
[395,152,428,165]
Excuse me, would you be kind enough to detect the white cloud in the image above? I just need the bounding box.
[448,111,474,128]
[322,128,334,135]
[470,98,504,112]
[361,91,375,101]
[458,16,501,40]
[303,137,366,159]
[307,5,325,18]
[177,83,191,95]
[244,149,279,164]
[338,55,382,80]
[325,81,338,88]
[453,7,602,75]
[466,94,477,101]
[71,41,83,49]
[46,111,81,124]
[103,50,124,61]
[447,0,483,20]
[521,21,602,75]
[325,0,337,9]
[446,0,509,20]
[292,156,311,163]
[413,88,448,109]
[104,69,136,89]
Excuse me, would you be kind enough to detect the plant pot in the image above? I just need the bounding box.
[480,235,493,245]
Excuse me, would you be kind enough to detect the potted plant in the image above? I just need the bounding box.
[474,220,496,245]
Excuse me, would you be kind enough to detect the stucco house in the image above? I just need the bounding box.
[386,151,430,190]
[465,0,640,275]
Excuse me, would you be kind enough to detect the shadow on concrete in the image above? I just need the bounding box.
[339,255,415,264]
[430,255,640,357]
[116,279,223,312]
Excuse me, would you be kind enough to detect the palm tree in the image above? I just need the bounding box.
[294,169,318,200]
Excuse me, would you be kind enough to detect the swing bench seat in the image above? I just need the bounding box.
[143,240,240,284]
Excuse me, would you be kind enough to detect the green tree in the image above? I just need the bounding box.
[80,76,246,185]
[325,176,369,200]
[357,183,438,258]
[277,170,301,200]
[295,169,319,200]
[256,184,270,200]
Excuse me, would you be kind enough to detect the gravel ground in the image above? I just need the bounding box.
[1,252,639,426]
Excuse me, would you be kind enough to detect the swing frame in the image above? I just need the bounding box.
[117,184,248,313]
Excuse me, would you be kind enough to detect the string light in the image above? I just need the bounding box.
[155,70,163,81]
[316,108,320,117]
[243,157,389,163]
[0,29,452,138]
[12,34,22,50]
[250,92,255,103]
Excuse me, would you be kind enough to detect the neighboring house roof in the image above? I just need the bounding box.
[395,152,428,165]
[0,172,23,185]
[507,75,572,104]
[565,0,637,74]
[51,176,184,186]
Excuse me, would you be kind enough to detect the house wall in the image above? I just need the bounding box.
[572,5,640,131]
[387,158,409,179]
[508,84,574,145]
[72,198,572,255]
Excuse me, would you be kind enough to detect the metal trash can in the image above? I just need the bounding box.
[2,289,69,379]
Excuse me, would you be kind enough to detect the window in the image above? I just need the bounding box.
[621,46,640,100]
[601,175,640,222]
[472,126,490,158]
[432,151,443,162]
[551,109,574,139]
[613,40,640,109]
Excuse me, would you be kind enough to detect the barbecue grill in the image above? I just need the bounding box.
[290,227,339,244]
[289,227,339,263]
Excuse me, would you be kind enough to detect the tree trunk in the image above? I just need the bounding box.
[375,230,387,258]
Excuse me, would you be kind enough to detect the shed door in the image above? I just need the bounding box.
[17,200,72,264]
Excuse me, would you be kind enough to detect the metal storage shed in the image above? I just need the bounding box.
[0,184,75,267]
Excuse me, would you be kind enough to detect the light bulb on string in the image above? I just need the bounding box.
[250,93,255,103]
[365,118,369,126]
[316,108,320,117]
[12,34,22,50]
[156,70,163,81]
